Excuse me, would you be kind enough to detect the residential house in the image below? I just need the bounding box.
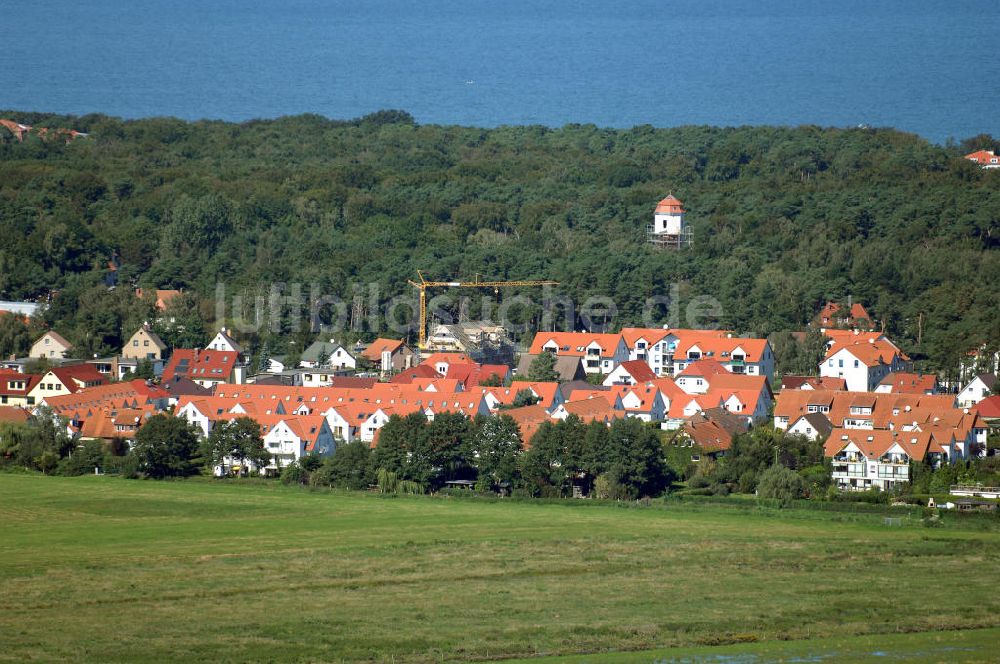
[162,349,241,388]
[826,429,943,491]
[602,360,658,386]
[28,364,106,403]
[260,415,336,473]
[0,406,31,429]
[361,338,416,373]
[426,321,515,365]
[122,325,168,360]
[958,374,997,408]
[528,332,628,375]
[812,300,876,330]
[300,340,356,371]
[671,336,774,380]
[678,408,750,455]
[974,396,1000,429]
[206,328,243,355]
[787,412,834,441]
[136,288,182,312]
[420,353,475,376]
[514,353,585,382]
[965,149,1000,169]
[819,338,910,392]
[675,359,730,395]
[445,363,511,389]
[29,331,73,359]
[0,370,41,407]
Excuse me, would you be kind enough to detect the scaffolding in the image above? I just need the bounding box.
[647,225,693,249]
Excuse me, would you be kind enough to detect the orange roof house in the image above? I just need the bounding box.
[814,301,875,329]
[136,289,183,312]
[965,149,1000,168]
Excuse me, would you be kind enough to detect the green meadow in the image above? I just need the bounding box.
[1,475,998,663]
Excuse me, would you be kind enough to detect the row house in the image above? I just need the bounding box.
[775,389,986,460]
[528,333,628,375]
[671,336,774,380]
[825,429,945,492]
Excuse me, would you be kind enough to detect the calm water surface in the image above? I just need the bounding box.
[2,0,998,142]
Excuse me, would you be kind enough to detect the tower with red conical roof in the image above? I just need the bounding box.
[648,194,692,248]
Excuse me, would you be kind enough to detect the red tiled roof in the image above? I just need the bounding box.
[0,406,30,423]
[965,149,998,164]
[614,360,658,383]
[162,349,238,382]
[878,372,937,394]
[655,195,685,214]
[974,395,1000,419]
[361,338,405,362]
[528,332,622,357]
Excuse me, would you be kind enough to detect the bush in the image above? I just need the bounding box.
[280,462,308,486]
[756,465,805,507]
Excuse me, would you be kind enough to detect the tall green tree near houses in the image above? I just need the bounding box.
[201,416,270,476]
[472,414,523,491]
[129,414,201,479]
[527,352,560,382]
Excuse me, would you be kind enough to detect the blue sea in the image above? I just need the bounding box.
[2,0,999,143]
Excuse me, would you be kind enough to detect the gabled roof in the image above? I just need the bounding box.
[619,327,671,348]
[502,404,551,447]
[824,428,935,462]
[674,337,769,363]
[162,349,239,382]
[390,364,440,383]
[965,149,998,164]
[35,330,73,350]
[0,371,41,397]
[360,338,406,362]
[966,373,997,390]
[878,372,937,394]
[515,354,585,383]
[421,353,474,369]
[815,301,873,326]
[528,332,623,357]
[128,326,167,351]
[791,412,834,439]
[825,338,904,365]
[44,364,107,391]
[678,358,729,378]
[301,340,352,363]
[780,375,847,391]
[160,376,212,397]
[613,360,658,383]
[975,395,1000,419]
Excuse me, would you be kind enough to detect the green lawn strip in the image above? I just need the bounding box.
[1,475,998,663]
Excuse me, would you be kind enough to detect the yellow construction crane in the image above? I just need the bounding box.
[408,271,559,349]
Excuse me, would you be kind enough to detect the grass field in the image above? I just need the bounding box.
[1,475,999,663]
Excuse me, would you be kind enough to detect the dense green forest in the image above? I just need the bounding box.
[0,110,998,376]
